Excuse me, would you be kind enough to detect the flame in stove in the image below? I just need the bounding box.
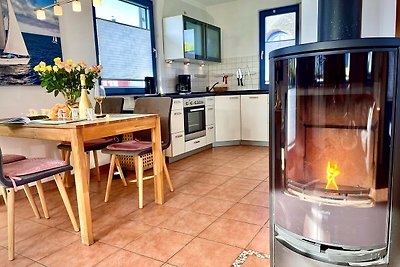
[326,161,340,190]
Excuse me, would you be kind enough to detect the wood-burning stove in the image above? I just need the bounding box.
[269,38,400,266]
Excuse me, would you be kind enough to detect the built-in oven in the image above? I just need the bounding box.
[183,97,206,141]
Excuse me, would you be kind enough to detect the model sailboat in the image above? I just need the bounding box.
[0,0,30,65]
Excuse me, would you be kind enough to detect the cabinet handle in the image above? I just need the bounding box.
[194,140,200,144]
[229,96,239,100]
[175,134,183,138]
[208,126,214,130]
[173,112,182,115]
[249,96,259,99]
[207,107,214,111]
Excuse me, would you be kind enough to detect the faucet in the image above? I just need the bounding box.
[206,82,219,92]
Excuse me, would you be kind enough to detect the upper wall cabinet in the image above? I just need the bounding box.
[163,15,221,62]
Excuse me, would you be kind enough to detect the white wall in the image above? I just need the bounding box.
[0,1,102,165]
[206,0,300,58]
[301,0,318,44]
[362,0,396,38]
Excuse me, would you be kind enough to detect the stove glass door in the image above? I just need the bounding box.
[273,49,395,250]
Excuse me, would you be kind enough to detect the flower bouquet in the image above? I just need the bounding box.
[34,58,103,106]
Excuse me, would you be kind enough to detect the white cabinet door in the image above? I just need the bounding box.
[241,94,269,142]
[167,132,185,157]
[206,105,215,126]
[170,109,184,134]
[206,124,215,145]
[215,95,241,142]
[185,136,207,152]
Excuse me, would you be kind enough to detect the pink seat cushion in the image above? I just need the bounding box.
[60,137,117,147]
[106,140,152,151]
[3,154,26,164]
[3,158,69,177]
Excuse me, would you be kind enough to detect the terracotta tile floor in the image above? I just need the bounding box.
[0,145,270,266]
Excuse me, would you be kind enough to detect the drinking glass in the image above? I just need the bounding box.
[94,85,106,116]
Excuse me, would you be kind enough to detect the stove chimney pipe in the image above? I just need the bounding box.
[318,0,362,42]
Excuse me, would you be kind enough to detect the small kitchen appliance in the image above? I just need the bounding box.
[176,74,191,93]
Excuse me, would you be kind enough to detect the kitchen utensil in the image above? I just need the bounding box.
[223,75,228,84]
[238,68,243,86]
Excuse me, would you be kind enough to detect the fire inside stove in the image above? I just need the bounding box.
[325,161,340,190]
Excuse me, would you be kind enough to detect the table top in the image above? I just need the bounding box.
[0,114,159,141]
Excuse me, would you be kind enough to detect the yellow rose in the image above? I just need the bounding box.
[66,59,73,65]
[40,65,46,72]
[72,63,78,68]
[46,66,52,71]
[33,65,40,72]
[53,65,59,72]
[54,57,61,64]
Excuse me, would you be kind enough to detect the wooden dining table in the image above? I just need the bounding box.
[0,114,165,245]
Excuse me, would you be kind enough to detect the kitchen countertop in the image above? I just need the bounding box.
[162,89,269,98]
[122,90,269,111]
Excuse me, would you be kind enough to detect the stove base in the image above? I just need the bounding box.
[273,241,388,267]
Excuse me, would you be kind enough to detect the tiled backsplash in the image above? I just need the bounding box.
[162,55,260,93]
[163,62,209,93]
[208,55,260,91]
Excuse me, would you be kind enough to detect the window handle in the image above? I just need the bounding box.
[153,48,158,59]
[261,50,264,60]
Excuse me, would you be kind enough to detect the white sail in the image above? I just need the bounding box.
[0,1,6,50]
[3,0,29,56]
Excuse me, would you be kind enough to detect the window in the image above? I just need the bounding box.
[259,4,299,90]
[94,0,156,95]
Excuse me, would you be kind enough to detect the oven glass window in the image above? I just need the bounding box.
[186,109,205,134]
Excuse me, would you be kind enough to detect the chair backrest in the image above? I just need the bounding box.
[0,149,7,186]
[133,97,172,148]
[95,97,124,114]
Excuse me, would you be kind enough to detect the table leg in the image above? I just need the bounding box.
[151,116,164,204]
[70,129,94,245]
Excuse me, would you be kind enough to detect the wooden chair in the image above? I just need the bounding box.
[0,149,79,260]
[1,154,26,204]
[58,97,124,185]
[102,97,174,208]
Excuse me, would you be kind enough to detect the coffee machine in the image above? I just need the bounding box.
[176,75,191,93]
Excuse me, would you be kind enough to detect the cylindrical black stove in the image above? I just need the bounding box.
[269,38,400,267]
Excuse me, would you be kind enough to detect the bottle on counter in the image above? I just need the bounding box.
[79,74,92,119]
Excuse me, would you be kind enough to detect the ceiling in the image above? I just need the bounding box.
[195,0,237,6]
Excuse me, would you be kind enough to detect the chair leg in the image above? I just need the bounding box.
[54,174,79,232]
[163,157,174,192]
[1,186,7,205]
[62,150,73,188]
[23,185,41,219]
[36,181,50,219]
[137,156,144,209]
[115,156,127,186]
[133,157,139,188]
[93,150,101,182]
[86,152,91,184]
[7,188,15,261]
[104,154,116,202]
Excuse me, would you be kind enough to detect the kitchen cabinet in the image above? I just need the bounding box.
[185,136,207,152]
[206,24,221,62]
[205,96,215,145]
[206,125,215,145]
[163,15,221,62]
[215,95,241,142]
[166,98,185,157]
[241,94,269,142]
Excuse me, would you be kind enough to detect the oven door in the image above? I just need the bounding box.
[184,105,206,141]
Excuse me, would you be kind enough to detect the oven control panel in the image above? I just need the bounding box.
[183,97,205,107]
